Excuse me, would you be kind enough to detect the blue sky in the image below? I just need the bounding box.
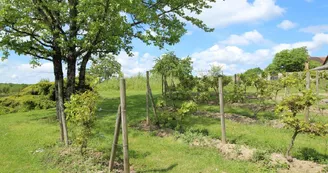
[2,0,328,83]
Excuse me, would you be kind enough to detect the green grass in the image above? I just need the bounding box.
[2,76,328,172]
[0,109,59,173]
[0,90,264,172]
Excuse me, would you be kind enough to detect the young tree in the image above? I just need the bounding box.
[152,52,180,96]
[276,90,327,160]
[89,55,122,82]
[152,52,195,97]
[0,0,216,144]
[206,65,231,103]
[240,67,263,94]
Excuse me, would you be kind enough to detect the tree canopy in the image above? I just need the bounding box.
[268,47,308,73]
[0,0,217,145]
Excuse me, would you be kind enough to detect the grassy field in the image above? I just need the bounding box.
[1,77,328,172]
[0,90,266,173]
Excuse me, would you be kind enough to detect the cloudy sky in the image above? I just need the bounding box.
[2,0,328,84]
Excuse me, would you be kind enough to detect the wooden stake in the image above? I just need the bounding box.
[305,64,310,123]
[316,71,320,111]
[219,77,226,144]
[120,79,130,173]
[316,71,319,95]
[306,71,310,90]
[146,71,150,125]
[109,105,121,171]
[58,77,69,146]
[148,86,158,123]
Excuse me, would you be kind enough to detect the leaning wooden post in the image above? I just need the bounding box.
[146,71,150,125]
[316,71,319,95]
[120,79,130,173]
[305,62,310,123]
[219,77,226,144]
[148,86,158,124]
[109,105,122,171]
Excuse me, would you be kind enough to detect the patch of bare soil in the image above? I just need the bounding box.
[134,120,159,131]
[231,103,275,112]
[271,153,326,173]
[134,120,175,137]
[194,111,257,124]
[156,128,175,137]
[266,119,285,129]
[190,137,326,173]
[310,106,328,116]
[195,110,287,129]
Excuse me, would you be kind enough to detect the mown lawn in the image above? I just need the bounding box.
[0,109,59,173]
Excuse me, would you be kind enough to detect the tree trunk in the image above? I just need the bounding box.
[78,52,91,91]
[67,56,77,100]
[53,57,69,146]
[161,74,164,96]
[286,130,298,158]
[164,75,168,96]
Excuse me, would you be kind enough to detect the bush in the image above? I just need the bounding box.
[177,101,197,119]
[0,83,56,115]
[65,91,99,155]
[21,81,55,100]
[225,84,245,103]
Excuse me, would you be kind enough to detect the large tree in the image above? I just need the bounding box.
[0,0,216,145]
[269,47,309,73]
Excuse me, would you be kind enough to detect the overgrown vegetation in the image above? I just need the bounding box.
[0,81,55,115]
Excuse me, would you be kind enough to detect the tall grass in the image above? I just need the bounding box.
[98,73,163,91]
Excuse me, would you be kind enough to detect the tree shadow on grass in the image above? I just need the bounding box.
[138,163,178,173]
[296,147,328,163]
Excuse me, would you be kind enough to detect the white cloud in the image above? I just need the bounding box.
[191,32,328,75]
[186,31,193,36]
[277,20,297,30]
[300,25,328,34]
[18,63,53,73]
[220,30,266,45]
[189,0,284,28]
[191,44,270,75]
[0,61,55,84]
[305,0,313,2]
[116,51,156,77]
[273,33,328,53]
[11,74,17,79]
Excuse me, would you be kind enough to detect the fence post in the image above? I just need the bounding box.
[146,71,150,125]
[120,79,130,173]
[109,105,121,171]
[305,62,310,123]
[219,77,226,144]
[316,71,319,95]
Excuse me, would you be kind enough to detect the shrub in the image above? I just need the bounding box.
[65,91,99,155]
[225,84,245,103]
[0,95,55,115]
[177,101,197,119]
